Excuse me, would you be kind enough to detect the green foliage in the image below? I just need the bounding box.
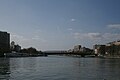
[20,47,42,54]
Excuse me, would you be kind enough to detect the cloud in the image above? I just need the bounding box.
[11,33,28,42]
[103,33,120,39]
[74,32,102,39]
[32,35,47,42]
[74,32,88,39]
[108,24,120,29]
[67,28,73,31]
[87,33,102,39]
[10,33,30,48]
[11,34,47,43]
[71,19,76,22]
[74,32,120,40]
[32,35,40,40]
[11,33,47,49]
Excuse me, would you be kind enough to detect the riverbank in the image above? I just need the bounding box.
[97,55,120,59]
[2,52,47,58]
[102,56,120,59]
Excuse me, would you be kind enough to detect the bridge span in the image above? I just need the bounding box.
[43,52,96,57]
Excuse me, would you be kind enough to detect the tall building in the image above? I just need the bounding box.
[0,31,10,53]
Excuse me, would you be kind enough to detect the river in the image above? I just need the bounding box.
[0,56,120,80]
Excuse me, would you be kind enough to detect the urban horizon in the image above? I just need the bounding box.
[1,30,120,52]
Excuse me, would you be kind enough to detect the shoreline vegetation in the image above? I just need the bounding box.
[0,47,47,57]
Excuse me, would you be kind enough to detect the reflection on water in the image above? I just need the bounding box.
[0,56,120,80]
[0,58,10,80]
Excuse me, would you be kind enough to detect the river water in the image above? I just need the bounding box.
[0,56,120,80]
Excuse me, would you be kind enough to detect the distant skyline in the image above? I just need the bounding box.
[0,0,120,50]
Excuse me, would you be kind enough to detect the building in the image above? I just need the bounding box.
[93,44,106,55]
[68,49,73,53]
[93,40,120,56]
[0,31,10,53]
[10,41,21,52]
[73,45,81,52]
[80,47,93,53]
[80,47,86,52]
[106,40,120,56]
[107,40,120,46]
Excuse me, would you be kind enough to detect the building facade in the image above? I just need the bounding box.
[0,31,10,53]
[93,44,106,55]
[73,45,81,52]
[106,40,120,56]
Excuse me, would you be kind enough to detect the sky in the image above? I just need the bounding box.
[0,0,120,51]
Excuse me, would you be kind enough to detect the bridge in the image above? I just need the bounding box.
[42,51,96,57]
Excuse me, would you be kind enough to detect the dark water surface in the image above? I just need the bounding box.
[0,56,120,80]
